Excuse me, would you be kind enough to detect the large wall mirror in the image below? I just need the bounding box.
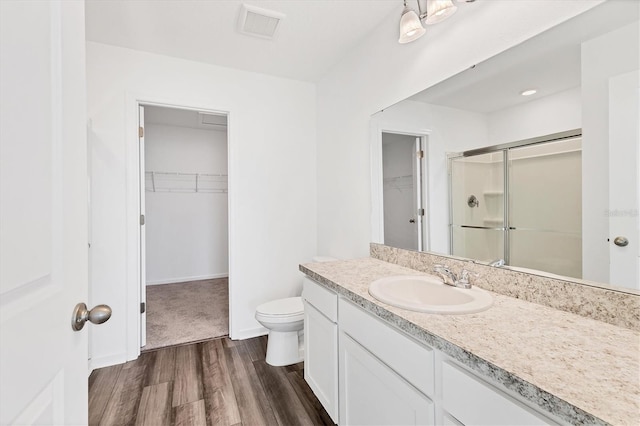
[370,1,639,291]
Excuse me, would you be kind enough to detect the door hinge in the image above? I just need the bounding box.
[418,208,425,216]
[416,150,424,159]
[139,126,144,138]
[140,302,146,314]
[140,214,145,225]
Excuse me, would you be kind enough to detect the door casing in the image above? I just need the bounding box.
[124,94,233,360]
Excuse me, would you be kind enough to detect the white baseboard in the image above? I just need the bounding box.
[230,326,269,341]
[90,352,128,370]
[146,273,229,286]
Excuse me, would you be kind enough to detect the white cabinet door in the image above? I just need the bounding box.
[304,301,339,423]
[442,361,556,426]
[339,333,434,426]
[0,1,89,424]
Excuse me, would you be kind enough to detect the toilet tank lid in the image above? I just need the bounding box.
[312,256,338,262]
[256,297,303,316]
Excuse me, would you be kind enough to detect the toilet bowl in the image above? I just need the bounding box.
[255,297,305,366]
[256,255,337,366]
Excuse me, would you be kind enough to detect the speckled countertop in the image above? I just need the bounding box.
[300,258,640,426]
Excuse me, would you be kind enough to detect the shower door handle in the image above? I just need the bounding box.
[409,219,415,224]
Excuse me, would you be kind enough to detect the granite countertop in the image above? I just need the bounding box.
[300,258,640,426]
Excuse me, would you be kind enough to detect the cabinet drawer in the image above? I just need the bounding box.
[302,276,337,322]
[442,361,556,425]
[339,298,434,397]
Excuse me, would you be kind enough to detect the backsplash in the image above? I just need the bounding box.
[370,243,640,331]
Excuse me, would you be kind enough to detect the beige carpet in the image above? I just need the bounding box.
[144,278,229,351]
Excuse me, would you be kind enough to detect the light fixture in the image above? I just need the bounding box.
[399,0,426,44]
[521,89,537,96]
[424,0,458,25]
[398,0,461,44]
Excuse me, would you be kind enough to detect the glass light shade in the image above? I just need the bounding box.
[399,7,426,44]
[425,0,458,25]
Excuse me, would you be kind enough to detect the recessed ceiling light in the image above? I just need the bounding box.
[521,89,537,96]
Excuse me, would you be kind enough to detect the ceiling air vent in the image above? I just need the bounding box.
[238,4,285,40]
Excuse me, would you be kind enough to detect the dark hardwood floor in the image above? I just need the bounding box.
[89,336,335,426]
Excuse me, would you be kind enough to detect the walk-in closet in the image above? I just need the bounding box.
[142,105,229,350]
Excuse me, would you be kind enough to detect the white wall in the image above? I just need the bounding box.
[145,123,228,285]
[488,87,582,145]
[316,0,602,259]
[87,42,317,367]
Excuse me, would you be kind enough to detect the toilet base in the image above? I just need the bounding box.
[265,330,303,367]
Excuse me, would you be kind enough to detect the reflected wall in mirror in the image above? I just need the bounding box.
[370,1,639,290]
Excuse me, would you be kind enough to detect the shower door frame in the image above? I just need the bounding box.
[448,128,582,265]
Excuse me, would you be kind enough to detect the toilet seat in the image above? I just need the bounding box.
[255,297,304,323]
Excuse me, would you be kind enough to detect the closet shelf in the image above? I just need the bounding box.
[145,171,228,193]
[383,175,413,191]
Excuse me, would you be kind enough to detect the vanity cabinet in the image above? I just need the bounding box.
[302,277,339,423]
[339,299,435,425]
[302,276,560,426]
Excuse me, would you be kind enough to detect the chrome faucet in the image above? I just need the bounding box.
[433,265,477,289]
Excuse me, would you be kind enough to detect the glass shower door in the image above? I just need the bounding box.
[507,138,582,278]
[450,152,504,262]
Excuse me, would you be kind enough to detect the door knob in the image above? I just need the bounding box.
[71,303,112,331]
[613,236,629,247]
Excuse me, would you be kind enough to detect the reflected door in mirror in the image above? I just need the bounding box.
[382,132,426,251]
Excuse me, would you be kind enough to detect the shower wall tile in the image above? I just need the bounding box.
[370,243,640,331]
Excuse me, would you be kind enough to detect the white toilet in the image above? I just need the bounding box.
[255,256,337,366]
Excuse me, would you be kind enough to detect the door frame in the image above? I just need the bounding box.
[370,123,432,251]
[124,92,233,360]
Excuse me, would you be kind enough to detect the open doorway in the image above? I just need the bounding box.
[381,132,429,251]
[139,105,229,351]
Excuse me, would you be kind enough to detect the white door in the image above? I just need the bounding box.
[609,70,639,290]
[1,1,90,424]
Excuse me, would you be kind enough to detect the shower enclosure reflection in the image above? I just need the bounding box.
[450,134,582,279]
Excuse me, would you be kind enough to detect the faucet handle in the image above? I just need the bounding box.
[457,268,479,288]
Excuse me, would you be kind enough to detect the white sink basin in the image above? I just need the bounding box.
[368,275,493,314]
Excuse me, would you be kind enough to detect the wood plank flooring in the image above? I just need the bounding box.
[89,336,335,426]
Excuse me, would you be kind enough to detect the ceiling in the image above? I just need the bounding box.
[85,0,402,82]
[409,1,639,114]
